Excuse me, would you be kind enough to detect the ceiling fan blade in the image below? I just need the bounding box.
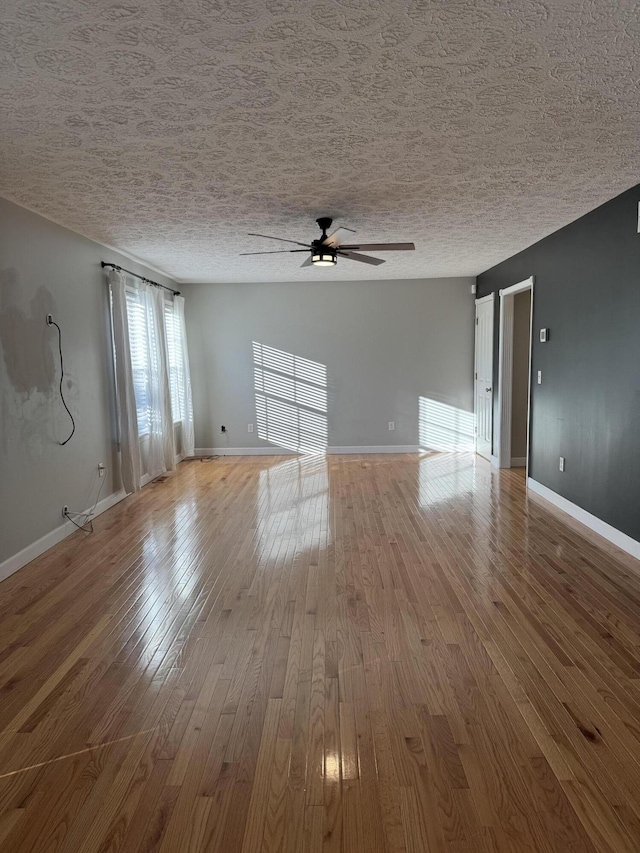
[337,250,385,266]
[239,249,309,255]
[322,225,356,247]
[300,256,312,268]
[338,242,415,251]
[247,232,310,248]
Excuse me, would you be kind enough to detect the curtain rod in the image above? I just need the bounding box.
[101,261,180,296]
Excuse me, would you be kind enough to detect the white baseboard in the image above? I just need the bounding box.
[327,445,418,454]
[527,478,640,562]
[511,457,527,467]
[194,445,421,457]
[0,488,129,584]
[195,446,298,456]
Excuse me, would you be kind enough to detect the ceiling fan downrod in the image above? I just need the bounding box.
[316,217,333,242]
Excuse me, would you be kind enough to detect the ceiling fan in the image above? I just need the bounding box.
[239,217,415,267]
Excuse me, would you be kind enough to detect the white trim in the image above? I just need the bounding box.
[511,457,527,467]
[0,193,181,284]
[474,292,495,462]
[194,445,422,456]
[497,293,515,466]
[195,447,298,456]
[0,488,128,584]
[490,455,500,467]
[527,478,640,562]
[496,276,534,470]
[329,445,418,454]
[499,276,535,298]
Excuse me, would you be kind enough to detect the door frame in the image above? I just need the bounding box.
[474,293,495,461]
[496,276,534,471]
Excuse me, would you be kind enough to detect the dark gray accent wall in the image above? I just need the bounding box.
[477,183,640,542]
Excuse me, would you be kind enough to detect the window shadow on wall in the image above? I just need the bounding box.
[418,397,475,453]
[253,342,327,454]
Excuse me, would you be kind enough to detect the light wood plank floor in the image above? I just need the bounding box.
[2,453,640,851]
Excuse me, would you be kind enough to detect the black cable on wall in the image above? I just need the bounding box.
[47,315,75,445]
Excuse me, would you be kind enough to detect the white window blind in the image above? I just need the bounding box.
[125,288,152,436]
[119,288,187,436]
[164,299,186,422]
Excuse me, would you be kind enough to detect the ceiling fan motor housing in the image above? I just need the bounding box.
[316,216,333,235]
[312,217,337,264]
[311,239,337,266]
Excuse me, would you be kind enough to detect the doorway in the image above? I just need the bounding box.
[496,276,534,471]
[474,294,494,461]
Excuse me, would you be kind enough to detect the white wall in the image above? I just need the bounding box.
[0,196,178,569]
[184,277,475,453]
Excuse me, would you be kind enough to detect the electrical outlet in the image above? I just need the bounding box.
[537,370,542,384]
[62,505,68,517]
[221,425,226,433]
[559,456,565,472]
[539,328,549,342]
[388,421,395,431]
[46,314,53,325]
[98,463,106,477]
[247,424,254,433]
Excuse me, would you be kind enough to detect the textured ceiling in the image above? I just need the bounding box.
[1,0,640,283]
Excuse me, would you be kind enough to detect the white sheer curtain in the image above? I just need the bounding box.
[109,270,142,493]
[145,285,176,480]
[109,270,187,493]
[174,296,195,457]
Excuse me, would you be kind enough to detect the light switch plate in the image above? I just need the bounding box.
[537,370,542,384]
[539,328,549,342]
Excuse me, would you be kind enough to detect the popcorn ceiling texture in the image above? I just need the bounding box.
[1,0,639,283]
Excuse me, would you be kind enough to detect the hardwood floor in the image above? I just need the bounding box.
[2,453,640,851]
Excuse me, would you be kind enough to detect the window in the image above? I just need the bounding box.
[118,288,186,436]
[125,288,153,436]
[164,299,186,423]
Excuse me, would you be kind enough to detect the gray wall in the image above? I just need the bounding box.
[184,277,475,452]
[477,182,640,542]
[510,290,531,461]
[0,196,178,566]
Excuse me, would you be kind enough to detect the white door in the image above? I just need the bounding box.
[475,295,494,461]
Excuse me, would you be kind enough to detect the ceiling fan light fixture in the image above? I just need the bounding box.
[311,249,337,267]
